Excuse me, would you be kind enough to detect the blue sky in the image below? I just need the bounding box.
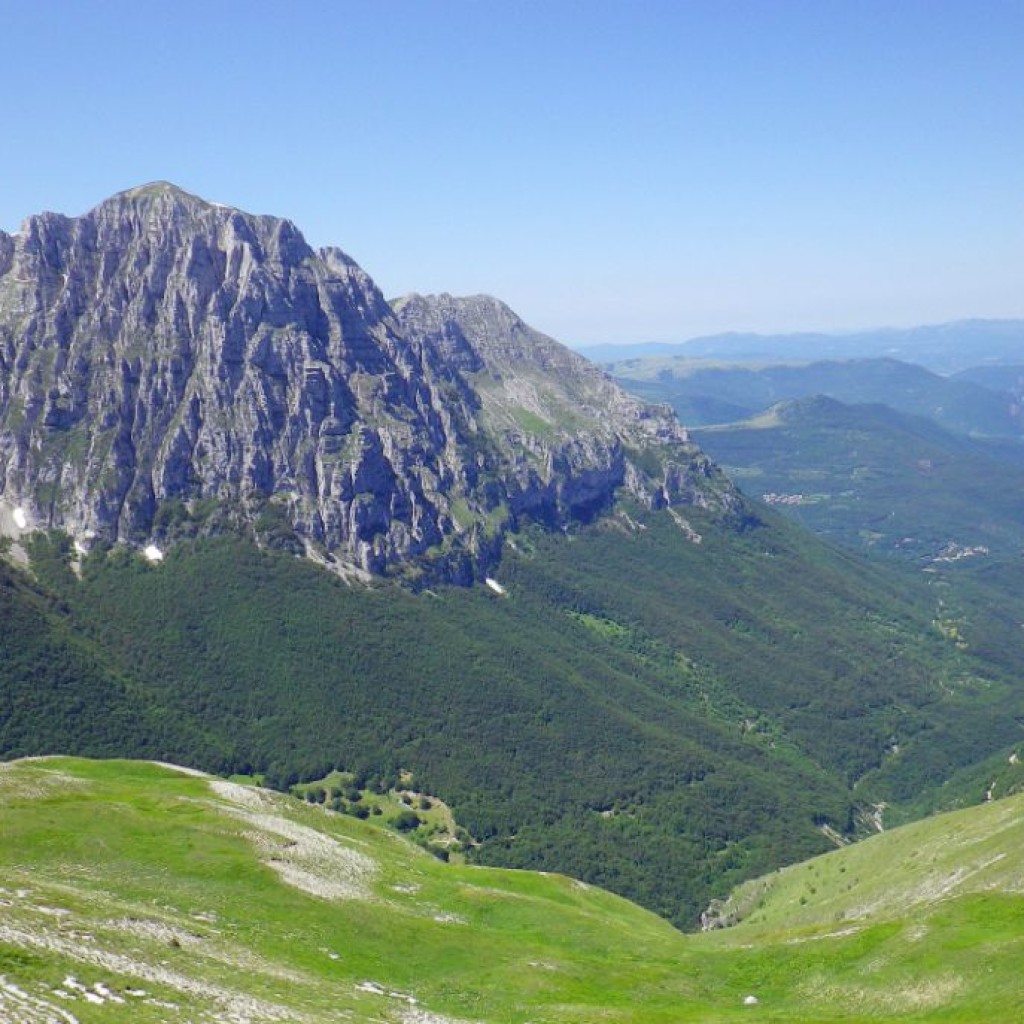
[4,1,1022,344]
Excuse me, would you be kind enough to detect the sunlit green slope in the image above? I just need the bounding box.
[1,757,1023,1023]
[0,758,685,1024]
[704,788,1024,1022]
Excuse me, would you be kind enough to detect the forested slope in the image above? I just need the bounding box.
[5,502,1021,927]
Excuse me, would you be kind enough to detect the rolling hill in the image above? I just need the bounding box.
[1,756,1022,1022]
[604,356,1021,437]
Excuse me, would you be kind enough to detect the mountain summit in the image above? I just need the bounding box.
[0,185,730,577]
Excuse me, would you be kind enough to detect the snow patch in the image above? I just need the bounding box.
[143,544,164,562]
[12,507,27,530]
[484,578,506,595]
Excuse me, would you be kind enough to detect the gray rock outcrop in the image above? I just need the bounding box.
[0,183,734,577]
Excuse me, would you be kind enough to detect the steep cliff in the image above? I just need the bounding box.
[0,183,732,577]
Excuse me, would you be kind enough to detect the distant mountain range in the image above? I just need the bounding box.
[609,356,1023,436]
[578,318,1024,373]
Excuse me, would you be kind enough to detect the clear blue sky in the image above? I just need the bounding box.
[4,1,1022,345]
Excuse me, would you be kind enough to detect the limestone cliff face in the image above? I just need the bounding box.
[0,183,733,577]
[392,293,729,520]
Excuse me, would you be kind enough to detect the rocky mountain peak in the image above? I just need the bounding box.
[113,180,212,212]
[0,186,734,580]
[392,291,695,446]
[393,292,580,371]
[119,180,204,200]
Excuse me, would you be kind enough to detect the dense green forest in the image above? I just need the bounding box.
[4,503,1023,927]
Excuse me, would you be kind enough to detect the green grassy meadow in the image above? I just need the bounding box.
[1,757,1022,1023]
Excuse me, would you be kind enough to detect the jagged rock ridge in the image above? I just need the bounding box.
[0,182,733,577]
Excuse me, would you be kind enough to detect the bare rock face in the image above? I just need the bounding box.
[392,292,730,518]
[0,183,734,578]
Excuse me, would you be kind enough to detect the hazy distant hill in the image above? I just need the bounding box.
[609,356,1022,437]
[692,395,1024,562]
[952,363,1024,396]
[579,318,1024,372]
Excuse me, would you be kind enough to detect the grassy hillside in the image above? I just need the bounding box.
[703,785,1024,1022]
[1,756,1022,1023]
[0,757,692,1024]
